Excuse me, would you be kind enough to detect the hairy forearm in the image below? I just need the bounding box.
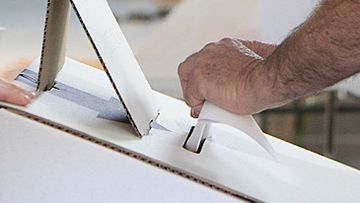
[259,0,360,106]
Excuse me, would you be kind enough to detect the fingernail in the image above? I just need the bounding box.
[23,94,32,102]
[190,109,195,117]
[194,108,200,117]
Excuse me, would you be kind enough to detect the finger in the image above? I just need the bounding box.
[8,83,34,99]
[0,81,33,106]
[0,87,32,106]
[191,102,204,118]
[178,63,191,95]
[183,70,206,109]
[178,42,219,94]
[178,52,199,94]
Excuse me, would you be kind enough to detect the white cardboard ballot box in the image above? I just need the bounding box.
[1,0,359,202]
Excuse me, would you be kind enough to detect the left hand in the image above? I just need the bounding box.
[0,78,33,106]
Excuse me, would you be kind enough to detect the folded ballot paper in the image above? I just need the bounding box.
[1,0,360,202]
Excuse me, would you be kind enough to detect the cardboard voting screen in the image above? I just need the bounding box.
[4,58,360,203]
[37,0,159,137]
[1,0,360,202]
[37,0,69,91]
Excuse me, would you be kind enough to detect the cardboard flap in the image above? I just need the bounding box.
[37,0,70,91]
[70,0,159,136]
[37,0,159,136]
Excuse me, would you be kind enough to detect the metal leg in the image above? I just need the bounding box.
[323,91,337,158]
[261,111,268,133]
[294,100,304,142]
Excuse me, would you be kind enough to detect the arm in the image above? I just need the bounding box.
[261,0,360,109]
[178,0,360,117]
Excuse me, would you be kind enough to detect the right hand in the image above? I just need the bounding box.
[0,78,33,106]
[178,39,277,117]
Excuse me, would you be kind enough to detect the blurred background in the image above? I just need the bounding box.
[0,0,359,169]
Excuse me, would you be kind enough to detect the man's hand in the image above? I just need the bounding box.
[0,78,33,106]
[178,38,277,117]
[179,0,360,119]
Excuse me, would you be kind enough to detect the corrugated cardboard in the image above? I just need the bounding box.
[1,0,360,202]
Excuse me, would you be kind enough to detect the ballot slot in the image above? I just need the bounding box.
[181,101,278,159]
[183,122,208,153]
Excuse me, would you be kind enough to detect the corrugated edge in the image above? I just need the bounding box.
[36,0,51,91]
[0,105,261,203]
[69,0,146,137]
[37,0,145,137]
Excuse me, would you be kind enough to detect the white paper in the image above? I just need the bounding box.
[199,101,277,159]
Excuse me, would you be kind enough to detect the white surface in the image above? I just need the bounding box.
[0,27,4,45]
[198,101,277,159]
[1,58,360,202]
[330,73,360,97]
[259,0,319,43]
[0,110,242,203]
[71,0,159,136]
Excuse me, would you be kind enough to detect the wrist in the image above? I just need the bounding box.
[250,56,291,113]
[236,59,273,114]
[251,60,276,112]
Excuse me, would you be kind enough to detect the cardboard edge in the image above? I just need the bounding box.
[0,105,260,203]
[68,0,144,137]
[37,0,70,92]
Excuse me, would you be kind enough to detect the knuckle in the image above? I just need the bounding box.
[192,68,207,82]
[178,52,200,77]
[202,42,217,50]
[220,37,233,44]
[184,98,193,107]
[184,93,195,107]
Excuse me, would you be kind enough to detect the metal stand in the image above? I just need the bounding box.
[323,91,337,158]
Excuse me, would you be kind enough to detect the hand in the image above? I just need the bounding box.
[178,38,277,117]
[0,78,33,106]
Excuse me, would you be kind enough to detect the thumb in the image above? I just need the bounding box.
[191,102,204,118]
